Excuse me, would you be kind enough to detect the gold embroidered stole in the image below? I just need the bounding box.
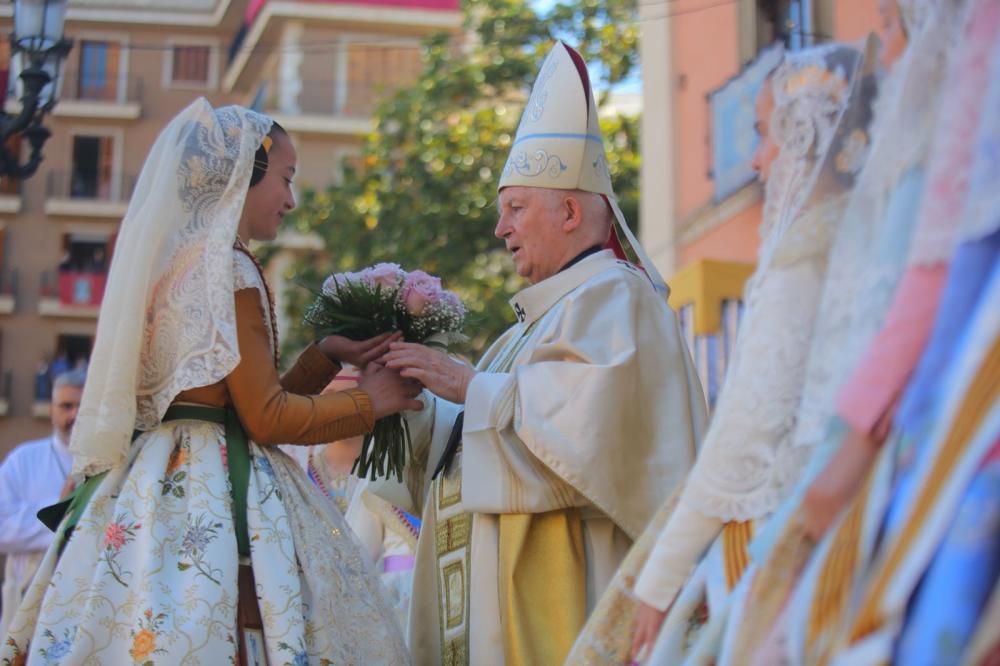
[433,321,541,665]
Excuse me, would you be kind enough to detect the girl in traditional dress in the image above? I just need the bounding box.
[1,99,419,665]
[717,0,959,659]
[622,41,878,664]
[781,4,1000,660]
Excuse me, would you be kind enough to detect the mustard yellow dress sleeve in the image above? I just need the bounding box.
[280,342,342,395]
[226,288,374,445]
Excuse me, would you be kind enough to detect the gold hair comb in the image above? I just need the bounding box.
[261,136,273,153]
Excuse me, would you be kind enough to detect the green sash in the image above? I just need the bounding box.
[39,405,252,558]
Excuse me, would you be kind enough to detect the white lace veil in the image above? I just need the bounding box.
[862,0,969,205]
[684,41,878,522]
[756,40,874,270]
[71,98,273,476]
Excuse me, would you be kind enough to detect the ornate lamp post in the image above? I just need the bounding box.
[1,0,72,179]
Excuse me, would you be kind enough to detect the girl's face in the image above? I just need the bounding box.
[240,131,297,242]
[879,0,909,71]
[751,82,779,183]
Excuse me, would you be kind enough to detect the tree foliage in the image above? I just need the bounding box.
[279,0,640,357]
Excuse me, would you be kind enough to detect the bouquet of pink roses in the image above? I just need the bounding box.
[304,263,467,481]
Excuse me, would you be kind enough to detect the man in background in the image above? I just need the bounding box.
[0,369,85,637]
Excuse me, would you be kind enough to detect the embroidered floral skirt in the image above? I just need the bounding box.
[1,420,408,665]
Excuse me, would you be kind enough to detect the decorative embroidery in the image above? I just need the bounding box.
[503,150,567,179]
[522,56,559,126]
[513,302,526,323]
[177,515,226,585]
[161,439,191,498]
[39,628,75,663]
[129,608,168,663]
[835,129,870,175]
[1,637,27,666]
[593,153,610,181]
[102,514,143,587]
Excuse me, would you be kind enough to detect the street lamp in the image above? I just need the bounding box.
[1,0,72,179]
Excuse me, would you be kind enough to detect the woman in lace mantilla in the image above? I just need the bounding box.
[624,41,878,664]
[0,99,419,665]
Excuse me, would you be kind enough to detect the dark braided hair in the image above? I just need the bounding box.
[249,121,287,188]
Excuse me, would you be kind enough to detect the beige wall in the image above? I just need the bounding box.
[832,0,881,41]
[672,2,742,220]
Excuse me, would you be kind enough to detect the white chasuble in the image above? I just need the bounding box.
[374,250,706,665]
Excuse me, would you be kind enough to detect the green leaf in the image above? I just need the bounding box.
[177,562,191,571]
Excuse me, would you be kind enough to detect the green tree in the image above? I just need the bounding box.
[279,0,640,358]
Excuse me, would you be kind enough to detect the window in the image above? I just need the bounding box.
[0,136,21,195]
[53,334,94,372]
[57,233,112,307]
[78,40,121,101]
[171,45,212,86]
[70,135,115,199]
[60,234,111,275]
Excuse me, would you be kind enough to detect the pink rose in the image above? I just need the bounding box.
[402,270,442,317]
[365,263,404,291]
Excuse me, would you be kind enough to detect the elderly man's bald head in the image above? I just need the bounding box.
[495,186,614,284]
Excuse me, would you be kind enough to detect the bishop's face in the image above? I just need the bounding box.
[495,186,570,285]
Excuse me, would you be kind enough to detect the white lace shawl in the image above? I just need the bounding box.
[789,63,903,452]
[863,0,970,267]
[958,16,1000,245]
[905,0,984,266]
[71,99,273,476]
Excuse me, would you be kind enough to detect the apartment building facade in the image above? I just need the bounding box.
[0,0,460,454]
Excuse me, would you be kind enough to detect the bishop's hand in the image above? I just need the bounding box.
[318,331,401,369]
[383,342,476,404]
[358,362,424,419]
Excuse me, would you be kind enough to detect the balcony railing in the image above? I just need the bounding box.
[39,270,106,317]
[47,170,136,203]
[57,69,145,106]
[6,71,143,120]
[45,170,136,218]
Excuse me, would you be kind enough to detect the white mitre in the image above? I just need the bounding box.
[499,41,668,295]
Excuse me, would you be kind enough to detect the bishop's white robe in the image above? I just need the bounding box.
[374,250,707,665]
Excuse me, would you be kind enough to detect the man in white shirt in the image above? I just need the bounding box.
[0,369,84,638]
